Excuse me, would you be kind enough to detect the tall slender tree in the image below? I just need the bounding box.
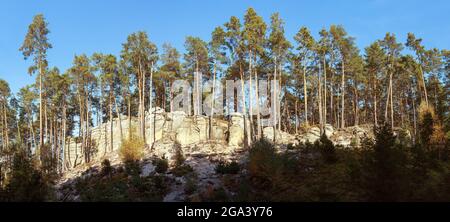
[268,13,291,141]
[19,14,52,159]
[243,8,267,141]
[294,27,316,126]
[184,36,209,116]
[121,32,158,141]
[380,33,403,129]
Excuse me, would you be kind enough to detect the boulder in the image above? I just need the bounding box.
[167,111,187,130]
[298,126,321,144]
[262,127,294,143]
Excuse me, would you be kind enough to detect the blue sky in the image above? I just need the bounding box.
[1,0,449,94]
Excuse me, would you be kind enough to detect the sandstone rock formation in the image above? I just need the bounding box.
[228,113,244,147]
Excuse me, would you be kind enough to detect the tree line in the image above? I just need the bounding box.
[0,8,449,177]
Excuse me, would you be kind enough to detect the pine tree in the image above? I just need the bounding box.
[19,14,52,160]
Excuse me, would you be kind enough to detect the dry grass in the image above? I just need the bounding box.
[119,128,144,162]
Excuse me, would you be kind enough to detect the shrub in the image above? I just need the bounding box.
[184,173,198,195]
[76,171,170,202]
[215,161,240,174]
[200,186,230,202]
[170,142,194,177]
[101,159,113,176]
[6,150,53,201]
[248,139,278,182]
[360,124,410,201]
[172,142,185,167]
[172,164,194,177]
[286,143,297,150]
[124,160,141,177]
[318,133,338,164]
[119,129,144,163]
[248,139,299,190]
[153,157,169,174]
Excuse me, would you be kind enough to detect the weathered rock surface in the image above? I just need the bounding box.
[228,113,244,147]
[59,108,401,202]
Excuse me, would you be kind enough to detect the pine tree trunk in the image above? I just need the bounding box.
[45,101,48,144]
[142,63,146,142]
[273,57,278,142]
[3,102,9,148]
[354,85,359,126]
[239,63,251,148]
[318,62,323,134]
[209,63,216,140]
[62,102,66,172]
[303,65,308,125]
[39,63,43,161]
[419,65,429,106]
[138,76,142,136]
[340,58,345,128]
[389,72,394,129]
[149,62,154,148]
[170,80,174,112]
[109,89,113,152]
[0,105,4,149]
[323,56,327,125]
[385,73,390,123]
[295,100,298,134]
[248,50,254,142]
[114,96,123,142]
[128,95,131,139]
[374,77,378,127]
[278,64,282,133]
[255,67,261,140]
[86,93,91,162]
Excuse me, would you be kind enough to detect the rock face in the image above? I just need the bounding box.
[293,124,375,147]
[330,125,374,147]
[65,108,234,169]
[262,127,295,144]
[64,106,380,172]
[64,106,382,171]
[228,113,244,147]
[296,124,334,144]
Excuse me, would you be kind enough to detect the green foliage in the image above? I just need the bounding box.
[4,149,53,201]
[420,110,434,147]
[101,159,113,176]
[124,160,141,177]
[153,157,169,174]
[246,139,304,201]
[75,170,170,202]
[171,142,194,177]
[318,133,338,164]
[172,164,194,177]
[172,142,185,167]
[359,124,410,201]
[199,186,230,202]
[19,14,52,72]
[215,161,240,174]
[184,173,198,195]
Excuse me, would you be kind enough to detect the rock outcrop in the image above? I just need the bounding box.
[58,112,414,202]
[228,113,244,147]
[64,107,385,171]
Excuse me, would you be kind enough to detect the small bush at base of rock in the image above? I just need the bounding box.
[119,128,144,163]
[101,159,113,176]
[215,161,240,174]
[153,157,169,174]
[200,186,230,202]
[184,173,198,195]
[172,164,194,177]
